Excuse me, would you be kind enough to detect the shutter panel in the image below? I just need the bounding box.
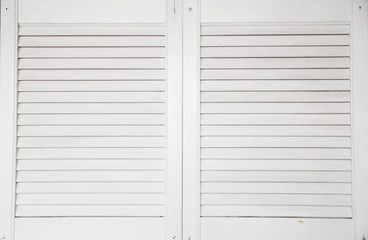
[16,25,167,217]
[200,24,352,218]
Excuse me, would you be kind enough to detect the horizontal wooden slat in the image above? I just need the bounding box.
[18,70,165,80]
[18,103,165,114]
[201,35,350,46]
[201,103,350,114]
[19,59,165,69]
[201,126,351,137]
[201,182,352,194]
[17,170,164,182]
[17,148,164,159]
[201,148,351,160]
[19,47,166,58]
[201,58,349,69]
[17,160,164,171]
[201,193,352,206]
[201,205,352,218]
[16,193,164,205]
[19,81,164,92]
[201,114,350,125]
[17,182,165,193]
[201,80,350,91]
[19,36,166,47]
[16,205,164,217]
[18,92,165,103]
[201,171,351,182]
[201,46,350,57]
[19,26,166,36]
[201,25,349,35]
[201,160,351,171]
[201,92,350,102]
[18,114,165,125]
[18,126,164,137]
[201,69,349,80]
[18,137,164,148]
[201,137,351,148]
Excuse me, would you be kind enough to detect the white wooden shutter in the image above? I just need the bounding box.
[0,0,183,239]
[181,0,360,239]
[16,25,167,217]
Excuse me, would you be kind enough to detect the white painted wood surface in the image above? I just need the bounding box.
[15,24,167,218]
[201,218,354,240]
[183,1,201,240]
[3,1,183,239]
[201,0,351,22]
[1,0,368,240]
[352,0,368,239]
[17,182,165,193]
[199,23,353,220]
[166,0,184,239]
[15,218,165,240]
[0,1,17,240]
[181,0,363,239]
[201,46,350,57]
[18,0,166,23]
[19,47,166,58]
